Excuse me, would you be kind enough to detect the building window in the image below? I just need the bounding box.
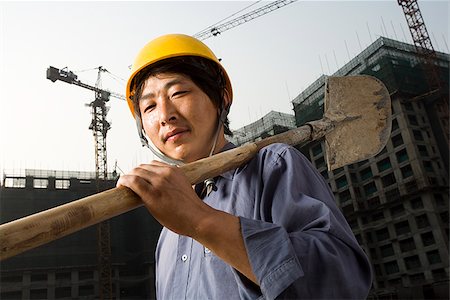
[55,287,72,299]
[339,189,351,203]
[311,144,323,157]
[417,145,429,157]
[404,255,421,270]
[376,228,390,242]
[392,134,404,148]
[426,250,441,265]
[315,156,325,169]
[30,289,47,300]
[410,197,423,209]
[335,175,348,189]
[399,237,416,252]
[432,269,447,280]
[413,130,424,141]
[357,159,369,167]
[404,102,414,111]
[342,203,354,215]
[433,194,445,207]
[0,292,22,300]
[364,182,377,197]
[55,179,70,189]
[409,273,425,285]
[377,157,392,172]
[392,118,399,130]
[384,260,400,275]
[423,161,433,172]
[421,232,435,247]
[415,214,430,229]
[333,167,344,176]
[4,178,26,188]
[360,167,373,181]
[390,204,404,217]
[372,212,384,222]
[382,173,396,187]
[1,275,22,283]
[408,115,419,126]
[367,196,380,208]
[380,244,394,257]
[395,220,410,235]
[320,170,329,180]
[440,211,449,224]
[33,179,49,189]
[396,148,409,163]
[79,285,94,297]
[401,165,414,178]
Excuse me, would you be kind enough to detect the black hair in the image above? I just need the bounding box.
[131,56,232,136]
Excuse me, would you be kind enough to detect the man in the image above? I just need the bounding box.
[117,33,372,299]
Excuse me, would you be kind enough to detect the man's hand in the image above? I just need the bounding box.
[116,161,213,237]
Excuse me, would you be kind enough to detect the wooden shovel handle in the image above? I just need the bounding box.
[0,140,283,261]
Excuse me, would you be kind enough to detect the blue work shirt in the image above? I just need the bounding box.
[155,143,372,299]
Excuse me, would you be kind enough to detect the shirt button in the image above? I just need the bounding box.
[181,254,188,262]
[204,248,211,254]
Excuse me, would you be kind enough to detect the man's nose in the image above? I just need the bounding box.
[159,99,177,125]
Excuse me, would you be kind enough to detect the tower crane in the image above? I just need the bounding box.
[47,66,124,299]
[194,0,297,40]
[397,0,449,169]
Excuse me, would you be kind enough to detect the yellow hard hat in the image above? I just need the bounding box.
[126,33,233,117]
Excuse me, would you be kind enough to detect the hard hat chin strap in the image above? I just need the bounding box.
[134,113,184,166]
[203,105,230,196]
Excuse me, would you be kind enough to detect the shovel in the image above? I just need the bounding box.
[0,75,391,261]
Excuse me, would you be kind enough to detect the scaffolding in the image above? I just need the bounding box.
[293,37,450,127]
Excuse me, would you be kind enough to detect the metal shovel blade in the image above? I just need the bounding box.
[324,75,391,170]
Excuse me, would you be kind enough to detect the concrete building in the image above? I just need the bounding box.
[229,110,296,145]
[0,169,161,299]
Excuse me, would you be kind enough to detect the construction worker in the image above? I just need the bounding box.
[117,34,372,299]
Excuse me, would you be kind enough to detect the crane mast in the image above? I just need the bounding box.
[46,66,121,299]
[397,0,449,169]
[194,0,297,40]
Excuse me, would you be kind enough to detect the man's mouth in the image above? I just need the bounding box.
[164,128,189,142]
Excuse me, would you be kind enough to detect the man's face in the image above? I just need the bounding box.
[138,73,226,163]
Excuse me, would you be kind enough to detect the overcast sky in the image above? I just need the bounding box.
[0,0,448,176]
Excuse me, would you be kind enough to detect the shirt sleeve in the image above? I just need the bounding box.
[235,144,372,300]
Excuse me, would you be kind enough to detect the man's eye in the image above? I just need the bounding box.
[171,91,187,98]
[144,104,155,113]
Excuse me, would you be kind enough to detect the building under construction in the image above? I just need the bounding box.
[0,169,161,299]
[229,110,296,145]
[234,36,449,299]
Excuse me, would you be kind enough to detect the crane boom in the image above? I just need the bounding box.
[46,66,126,101]
[194,0,297,40]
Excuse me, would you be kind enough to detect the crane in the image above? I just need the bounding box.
[397,0,449,170]
[46,66,124,299]
[193,0,297,40]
